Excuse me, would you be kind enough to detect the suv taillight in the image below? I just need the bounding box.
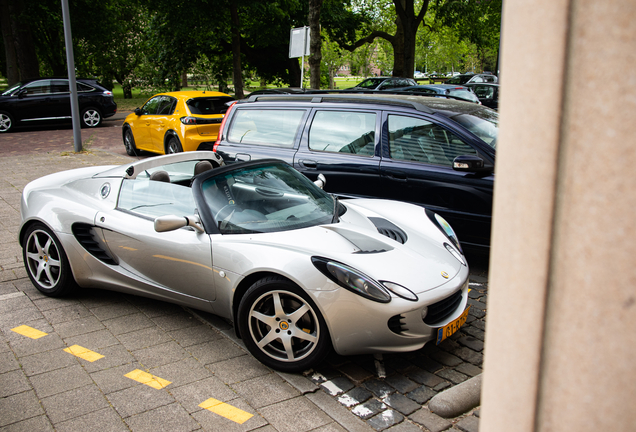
[213,101,237,152]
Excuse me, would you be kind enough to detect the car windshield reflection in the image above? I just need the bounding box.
[450,110,499,149]
[201,163,335,234]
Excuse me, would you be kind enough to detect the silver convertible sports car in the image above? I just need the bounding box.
[19,151,470,371]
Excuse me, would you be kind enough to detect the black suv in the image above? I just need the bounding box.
[213,93,497,250]
[0,78,117,133]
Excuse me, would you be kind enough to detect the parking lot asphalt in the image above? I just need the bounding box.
[0,118,488,432]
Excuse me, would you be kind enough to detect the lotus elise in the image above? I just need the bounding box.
[19,152,470,371]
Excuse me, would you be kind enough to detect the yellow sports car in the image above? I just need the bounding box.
[122,91,234,155]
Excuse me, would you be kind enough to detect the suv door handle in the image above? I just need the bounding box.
[386,172,408,182]
[300,160,317,168]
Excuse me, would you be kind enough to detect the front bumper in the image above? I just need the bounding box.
[315,265,470,356]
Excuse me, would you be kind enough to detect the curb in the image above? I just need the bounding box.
[428,373,482,418]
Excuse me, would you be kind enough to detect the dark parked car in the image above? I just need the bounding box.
[465,83,499,110]
[395,84,481,104]
[246,87,307,96]
[0,78,117,133]
[346,77,417,91]
[213,94,497,250]
[446,73,498,85]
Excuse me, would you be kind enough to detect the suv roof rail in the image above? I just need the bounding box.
[242,92,441,114]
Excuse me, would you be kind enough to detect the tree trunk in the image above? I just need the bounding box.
[181,71,188,88]
[0,0,19,85]
[10,0,40,80]
[230,2,244,99]
[308,0,323,89]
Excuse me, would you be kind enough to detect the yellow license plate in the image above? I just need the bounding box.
[436,306,470,345]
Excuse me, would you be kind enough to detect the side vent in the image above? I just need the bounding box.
[388,314,408,335]
[369,217,407,244]
[72,224,118,265]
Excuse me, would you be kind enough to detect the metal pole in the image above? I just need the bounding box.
[61,0,82,152]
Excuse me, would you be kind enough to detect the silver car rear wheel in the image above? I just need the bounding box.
[23,224,77,297]
[238,276,331,371]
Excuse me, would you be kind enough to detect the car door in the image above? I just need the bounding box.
[379,112,494,248]
[95,174,216,303]
[216,106,308,164]
[131,96,163,152]
[13,79,53,121]
[293,109,382,199]
[48,80,72,118]
[148,96,177,152]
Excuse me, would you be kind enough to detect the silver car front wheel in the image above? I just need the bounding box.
[238,276,331,372]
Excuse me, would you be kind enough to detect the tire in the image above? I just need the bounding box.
[123,127,138,156]
[166,135,183,154]
[81,107,102,128]
[237,276,331,372]
[0,111,13,133]
[22,223,77,297]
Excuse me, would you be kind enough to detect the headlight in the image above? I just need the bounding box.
[312,257,391,303]
[426,209,463,254]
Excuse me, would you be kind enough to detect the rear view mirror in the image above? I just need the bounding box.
[314,173,327,189]
[452,155,490,173]
[134,108,143,116]
[155,214,204,233]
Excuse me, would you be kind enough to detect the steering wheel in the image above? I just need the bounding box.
[214,204,238,222]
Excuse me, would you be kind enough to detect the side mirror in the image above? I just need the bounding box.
[17,90,26,99]
[452,155,491,173]
[155,214,204,233]
[314,173,327,189]
[134,108,143,116]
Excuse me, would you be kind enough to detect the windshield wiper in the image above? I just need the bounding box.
[331,196,339,223]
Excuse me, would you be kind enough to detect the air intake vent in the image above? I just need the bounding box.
[423,290,463,325]
[369,217,407,244]
[72,224,118,265]
[388,314,408,335]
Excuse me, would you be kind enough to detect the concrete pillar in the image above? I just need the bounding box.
[480,1,636,431]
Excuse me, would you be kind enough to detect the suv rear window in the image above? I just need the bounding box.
[227,109,305,148]
[187,97,234,115]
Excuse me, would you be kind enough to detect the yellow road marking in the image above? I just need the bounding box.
[199,398,253,424]
[63,345,104,362]
[124,369,171,389]
[11,325,48,339]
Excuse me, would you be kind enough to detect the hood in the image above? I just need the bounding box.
[212,200,464,295]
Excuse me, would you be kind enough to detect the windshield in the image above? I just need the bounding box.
[355,78,385,89]
[201,163,335,234]
[450,109,499,149]
[446,76,471,85]
[2,83,22,96]
[448,89,479,103]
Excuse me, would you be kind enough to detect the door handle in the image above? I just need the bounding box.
[300,160,317,168]
[386,172,408,182]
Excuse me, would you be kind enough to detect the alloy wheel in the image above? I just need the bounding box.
[25,229,62,289]
[247,289,320,363]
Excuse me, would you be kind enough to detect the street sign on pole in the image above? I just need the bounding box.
[289,26,310,58]
[289,26,310,89]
